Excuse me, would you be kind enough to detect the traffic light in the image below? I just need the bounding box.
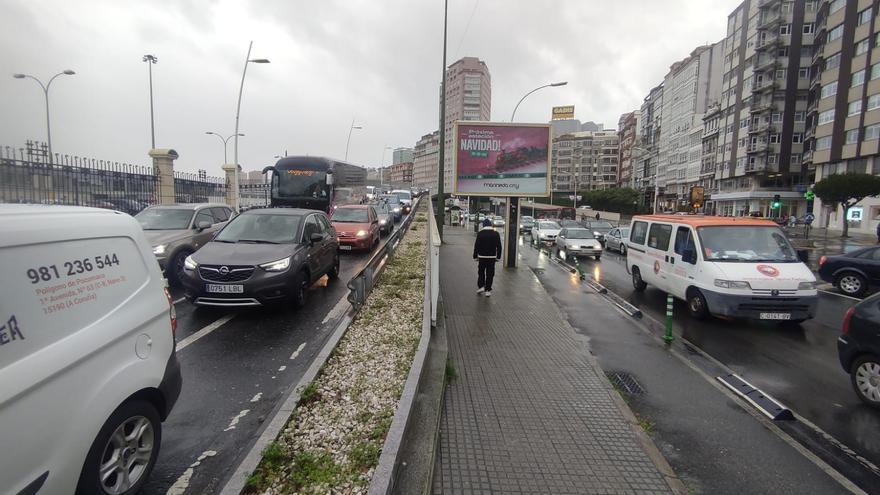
[804,190,815,200]
[771,194,781,209]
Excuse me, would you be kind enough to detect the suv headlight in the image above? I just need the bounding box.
[183,255,197,270]
[798,281,817,290]
[260,256,291,272]
[714,279,751,289]
[153,244,167,255]
[356,230,368,238]
[393,207,401,213]
[379,219,387,225]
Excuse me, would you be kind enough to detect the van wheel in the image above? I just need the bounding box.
[328,255,340,280]
[77,400,161,495]
[687,288,709,320]
[631,267,647,292]
[168,249,192,286]
[292,270,309,307]
[836,272,867,297]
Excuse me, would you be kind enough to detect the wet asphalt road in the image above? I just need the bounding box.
[521,237,879,473]
[140,243,380,494]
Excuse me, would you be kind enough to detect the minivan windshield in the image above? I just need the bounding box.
[332,208,370,223]
[135,208,194,230]
[214,214,302,244]
[697,226,798,262]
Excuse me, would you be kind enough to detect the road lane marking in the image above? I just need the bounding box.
[166,450,217,495]
[278,365,287,372]
[819,289,861,301]
[250,393,262,403]
[173,296,186,305]
[223,409,250,431]
[321,293,351,324]
[176,314,236,351]
[289,342,306,361]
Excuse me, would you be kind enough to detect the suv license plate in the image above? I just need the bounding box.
[760,312,791,320]
[206,284,244,293]
[339,245,352,251]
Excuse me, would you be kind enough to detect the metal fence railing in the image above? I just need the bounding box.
[428,194,441,325]
[347,196,422,309]
[173,171,227,204]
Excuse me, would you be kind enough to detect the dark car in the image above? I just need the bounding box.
[380,194,404,221]
[583,220,615,244]
[818,247,880,297]
[181,208,339,307]
[837,292,880,408]
[371,202,394,235]
[559,219,585,229]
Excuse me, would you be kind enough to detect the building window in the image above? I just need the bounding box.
[818,109,835,125]
[827,24,844,43]
[821,81,838,98]
[794,111,806,123]
[829,0,845,15]
[826,52,842,70]
[769,133,781,143]
[869,94,880,110]
[781,1,793,13]
[867,124,880,140]
[857,39,870,56]
[780,24,792,36]
[803,23,815,34]
[849,100,863,116]
[846,129,860,144]
[806,1,816,11]
[775,69,786,79]
[853,70,866,87]
[769,154,779,165]
[872,64,880,80]
[790,154,802,165]
[799,68,810,78]
[793,133,803,144]
[777,47,789,57]
[859,8,872,25]
[772,112,783,123]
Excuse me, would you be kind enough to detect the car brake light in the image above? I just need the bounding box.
[164,286,178,336]
[842,307,855,335]
[819,255,827,267]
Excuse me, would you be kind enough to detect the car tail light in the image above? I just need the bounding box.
[842,307,855,335]
[164,286,178,336]
[819,255,827,267]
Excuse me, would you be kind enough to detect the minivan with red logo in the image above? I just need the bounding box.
[626,215,818,322]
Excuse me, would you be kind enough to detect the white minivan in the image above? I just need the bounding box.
[0,205,181,494]
[626,215,818,321]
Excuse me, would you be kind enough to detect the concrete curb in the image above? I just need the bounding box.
[218,307,355,495]
[368,261,434,495]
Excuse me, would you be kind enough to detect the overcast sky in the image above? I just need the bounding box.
[0,0,741,175]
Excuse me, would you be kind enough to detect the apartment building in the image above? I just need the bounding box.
[635,83,664,208]
[700,102,725,211]
[442,57,491,193]
[550,131,619,194]
[388,161,413,185]
[392,147,414,165]
[617,111,640,187]
[709,0,817,217]
[807,0,880,234]
[412,130,440,191]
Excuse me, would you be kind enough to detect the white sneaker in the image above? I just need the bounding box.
[484,290,492,297]
[476,287,485,294]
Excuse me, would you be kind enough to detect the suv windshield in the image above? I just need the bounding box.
[332,208,370,223]
[565,229,594,239]
[135,209,194,230]
[215,214,302,244]
[697,226,798,262]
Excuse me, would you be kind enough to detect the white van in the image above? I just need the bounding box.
[0,205,181,494]
[626,215,818,322]
[390,189,412,206]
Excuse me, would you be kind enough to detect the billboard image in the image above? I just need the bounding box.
[453,122,551,196]
[552,105,575,120]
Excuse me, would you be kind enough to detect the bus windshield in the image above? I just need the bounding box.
[697,226,798,262]
[276,169,328,199]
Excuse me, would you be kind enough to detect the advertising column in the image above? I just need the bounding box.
[453,122,551,267]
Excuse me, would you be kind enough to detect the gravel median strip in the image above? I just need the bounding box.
[244,208,427,495]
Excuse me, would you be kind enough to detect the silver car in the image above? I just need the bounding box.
[135,203,234,284]
[555,228,603,260]
[605,227,631,254]
[531,220,561,245]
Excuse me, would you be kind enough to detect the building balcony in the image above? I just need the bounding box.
[752,79,778,93]
[755,37,783,51]
[757,0,778,9]
[753,56,780,72]
[756,15,782,30]
[747,143,769,154]
[749,101,775,113]
[748,122,772,134]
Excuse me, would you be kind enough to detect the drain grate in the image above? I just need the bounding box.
[605,371,645,395]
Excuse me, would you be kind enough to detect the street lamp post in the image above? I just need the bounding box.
[510,81,567,122]
[206,132,244,164]
[13,69,76,164]
[345,119,363,161]
[436,0,449,236]
[142,54,158,149]
[231,41,268,212]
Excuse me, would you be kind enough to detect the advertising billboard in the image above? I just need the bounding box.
[551,105,575,120]
[453,122,551,197]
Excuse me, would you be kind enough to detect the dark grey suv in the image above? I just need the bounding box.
[181,208,339,307]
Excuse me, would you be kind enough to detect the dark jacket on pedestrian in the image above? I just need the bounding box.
[473,225,502,260]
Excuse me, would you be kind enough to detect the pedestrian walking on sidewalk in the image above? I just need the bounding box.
[474,218,502,297]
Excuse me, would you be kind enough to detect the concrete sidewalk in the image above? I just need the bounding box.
[432,226,679,494]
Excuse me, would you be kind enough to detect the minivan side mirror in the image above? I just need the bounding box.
[310,233,323,244]
[196,220,212,231]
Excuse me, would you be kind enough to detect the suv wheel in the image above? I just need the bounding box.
[77,400,161,495]
[292,270,309,307]
[837,272,867,297]
[328,255,340,280]
[168,249,192,286]
[851,355,880,408]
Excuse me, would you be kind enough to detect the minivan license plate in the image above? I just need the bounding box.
[206,284,244,293]
[760,312,791,320]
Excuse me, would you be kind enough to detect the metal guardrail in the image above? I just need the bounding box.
[347,196,422,309]
[428,195,441,325]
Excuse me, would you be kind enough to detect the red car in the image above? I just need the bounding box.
[331,204,380,252]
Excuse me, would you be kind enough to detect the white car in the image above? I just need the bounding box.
[532,220,562,245]
[605,226,631,254]
[0,205,181,494]
[492,217,505,227]
[555,228,603,260]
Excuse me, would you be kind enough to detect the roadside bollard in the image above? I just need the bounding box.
[573,256,585,280]
[664,293,675,345]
